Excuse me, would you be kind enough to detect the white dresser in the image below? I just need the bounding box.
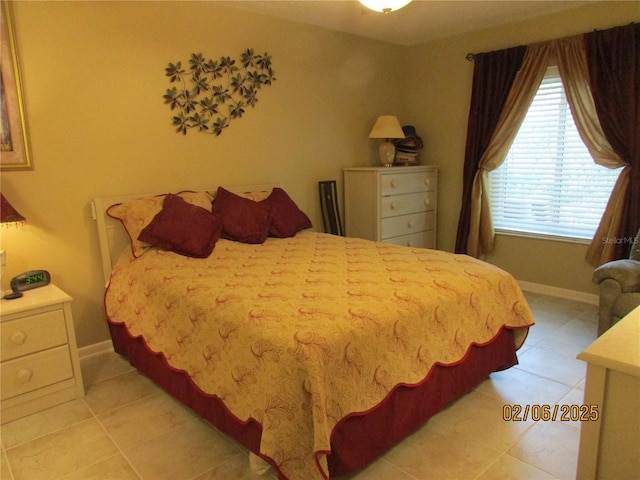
[0,284,84,423]
[343,165,437,248]
[576,305,640,479]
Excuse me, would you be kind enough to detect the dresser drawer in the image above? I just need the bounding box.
[381,191,436,218]
[384,230,436,249]
[1,308,68,362]
[381,211,436,239]
[1,345,74,400]
[381,171,437,196]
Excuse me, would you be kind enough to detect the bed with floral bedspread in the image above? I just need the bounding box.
[102,192,533,480]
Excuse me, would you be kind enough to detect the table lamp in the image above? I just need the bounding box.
[1,193,26,298]
[368,115,405,167]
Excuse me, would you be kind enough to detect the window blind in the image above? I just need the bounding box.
[490,66,621,241]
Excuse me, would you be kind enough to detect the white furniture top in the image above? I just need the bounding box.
[0,285,72,317]
[343,165,436,172]
[577,305,640,378]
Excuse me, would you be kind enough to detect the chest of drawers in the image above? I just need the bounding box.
[344,165,438,248]
[0,284,84,423]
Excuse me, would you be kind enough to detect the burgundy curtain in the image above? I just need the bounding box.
[455,46,527,254]
[585,23,640,260]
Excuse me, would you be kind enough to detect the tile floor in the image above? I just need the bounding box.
[1,292,597,480]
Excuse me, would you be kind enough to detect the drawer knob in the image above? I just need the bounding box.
[16,368,33,383]
[407,220,413,228]
[424,198,430,206]
[390,180,397,189]
[10,331,27,345]
[424,178,431,187]
[390,202,396,210]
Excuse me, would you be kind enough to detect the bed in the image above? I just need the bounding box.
[92,184,534,480]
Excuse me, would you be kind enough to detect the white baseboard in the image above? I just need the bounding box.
[78,339,114,359]
[518,280,598,305]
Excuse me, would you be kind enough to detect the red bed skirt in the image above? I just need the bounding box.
[108,320,518,479]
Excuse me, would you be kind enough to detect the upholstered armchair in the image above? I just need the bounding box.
[592,228,640,335]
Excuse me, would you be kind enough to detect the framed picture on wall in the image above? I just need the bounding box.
[1,1,32,170]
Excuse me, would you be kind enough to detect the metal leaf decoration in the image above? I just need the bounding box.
[163,49,276,136]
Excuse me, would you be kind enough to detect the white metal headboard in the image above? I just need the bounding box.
[91,184,279,286]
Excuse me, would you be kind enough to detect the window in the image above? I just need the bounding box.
[490,66,621,242]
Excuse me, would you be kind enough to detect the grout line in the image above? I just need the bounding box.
[90,408,145,480]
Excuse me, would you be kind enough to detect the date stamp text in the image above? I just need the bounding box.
[502,404,599,422]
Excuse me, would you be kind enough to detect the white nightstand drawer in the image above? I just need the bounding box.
[384,230,436,249]
[381,191,436,218]
[381,211,436,239]
[381,171,436,196]
[1,308,68,362]
[1,345,73,400]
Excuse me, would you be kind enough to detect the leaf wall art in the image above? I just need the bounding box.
[163,49,275,136]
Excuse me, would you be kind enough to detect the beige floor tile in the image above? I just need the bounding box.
[123,418,242,480]
[81,351,134,387]
[1,399,93,449]
[337,456,417,480]
[5,418,118,480]
[97,391,197,451]
[508,421,580,479]
[432,390,535,452]
[1,447,14,480]
[537,317,597,358]
[477,367,571,406]
[384,419,501,479]
[530,296,594,319]
[524,313,568,346]
[553,387,587,430]
[193,452,279,480]
[353,457,422,479]
[83,370,160,415]
[516,345,587,387]
[60,453,141,480]
[477,453,557,480]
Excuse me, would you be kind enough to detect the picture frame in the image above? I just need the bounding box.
[1,1,32,170]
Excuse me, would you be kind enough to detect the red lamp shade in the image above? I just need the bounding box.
[0,193,26,225]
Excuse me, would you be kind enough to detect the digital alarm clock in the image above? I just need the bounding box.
[10,270,51,293]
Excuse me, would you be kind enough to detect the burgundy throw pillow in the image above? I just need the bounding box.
[211,187,271,244]
[138,194,221,258]
[262,187,312,238]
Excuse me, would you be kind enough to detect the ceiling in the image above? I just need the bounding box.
[221,0,594,46]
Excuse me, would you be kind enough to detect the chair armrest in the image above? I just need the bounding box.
[593,259,640,292]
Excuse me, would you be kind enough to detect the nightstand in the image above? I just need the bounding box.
[344,165,438,248]
[0,284,84,424]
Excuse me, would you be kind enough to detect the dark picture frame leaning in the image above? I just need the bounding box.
[1,1,32,170]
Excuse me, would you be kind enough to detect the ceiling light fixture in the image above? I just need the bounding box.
[359,0,412,14]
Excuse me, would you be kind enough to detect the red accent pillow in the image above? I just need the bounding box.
[138,194,221,258]
[211,187,271,244]
[262,187,312,237]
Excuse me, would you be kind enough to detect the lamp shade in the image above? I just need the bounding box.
[0,193,26,225]
[359,0,412,13]
[368,115,405,139]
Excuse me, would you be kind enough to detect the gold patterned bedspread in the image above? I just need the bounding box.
[105,231,533,480]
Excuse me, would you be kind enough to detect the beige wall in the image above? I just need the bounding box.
[1,1,638,347]
[0,1,403,346]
